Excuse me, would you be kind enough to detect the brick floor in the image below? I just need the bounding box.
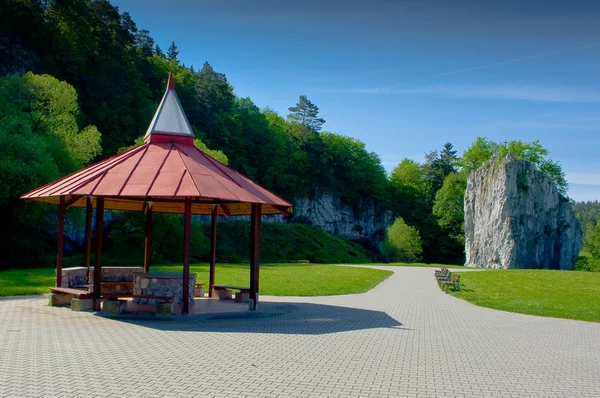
[1,266,599,397]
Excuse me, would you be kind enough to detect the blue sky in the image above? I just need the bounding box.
[113,0,600,201]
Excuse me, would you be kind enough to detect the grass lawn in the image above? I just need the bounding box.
[449,269,600,323]
[0,263,392,297]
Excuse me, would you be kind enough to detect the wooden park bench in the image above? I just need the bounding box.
[49,287,94,308]
[50,287,94,299]
[439,273,461,293]
[213,285,250,302]
[435,267,449,279]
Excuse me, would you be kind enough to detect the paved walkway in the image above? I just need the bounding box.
[1,266,599,398]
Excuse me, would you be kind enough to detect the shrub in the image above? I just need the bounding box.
[381,218,423,262]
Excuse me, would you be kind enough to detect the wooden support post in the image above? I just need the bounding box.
[56,196,66,288]
[249,204,262,311]
[144,204,152,272]
[93,197,104,310]
[209,205,218,297]
[182,199,192,314]
[84,197,93,284]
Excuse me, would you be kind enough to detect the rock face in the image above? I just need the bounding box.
[293,191,392,243]
[464,154,582,270]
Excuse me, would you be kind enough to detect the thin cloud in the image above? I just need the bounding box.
[340,84,600,103]
[427,42,599,79]
[566,172,600,187]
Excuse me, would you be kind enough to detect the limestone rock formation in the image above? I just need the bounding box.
[464,154,582,270]
[292,191,392,244]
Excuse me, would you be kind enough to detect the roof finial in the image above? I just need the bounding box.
[167,71,175,90]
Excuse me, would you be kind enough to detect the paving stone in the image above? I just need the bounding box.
[1,266,599,397]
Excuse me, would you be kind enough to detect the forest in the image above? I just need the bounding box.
[0,0,596,270]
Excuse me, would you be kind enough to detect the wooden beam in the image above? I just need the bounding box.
[144,204,152,272]
[65,195,83,209]
[93,197,105,311]
[249,204,262,310]
[218,204,231,218]
[56,196,66,288]
[182,199,192,314]
[209,205,218,297]
[273,205,292,217]
[84,197,93,284]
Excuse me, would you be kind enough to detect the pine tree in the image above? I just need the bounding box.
[167,41,179,62]
[154,44,165,58]
[287,95,325,132]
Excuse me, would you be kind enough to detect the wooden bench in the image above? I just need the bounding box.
[49,287,94,307]
[213,285,250,302]
[50,287,94,299]
[435,270,460,293]
[217,255,233,263]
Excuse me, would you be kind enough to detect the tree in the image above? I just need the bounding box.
[459,136,499,173]
[287,95,325,132]
[0,73,102,268]
[433,172,467,244]
[425,142,458,200]
[154,44,165,58]
[390,158,427,198]
[320,132,388,205]
[135,29,154,57]
[167,41,179,62]
[381,218,423,262]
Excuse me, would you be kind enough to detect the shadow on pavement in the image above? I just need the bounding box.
[98,301,404,335]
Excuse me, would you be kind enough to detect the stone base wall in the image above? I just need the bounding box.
[133,272,196,305]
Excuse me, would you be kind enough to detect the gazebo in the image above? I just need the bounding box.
[21,73,292,314]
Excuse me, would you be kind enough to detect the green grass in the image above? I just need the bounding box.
[0,263,392,297]
[449,269,600,323]
[0,268,56,297]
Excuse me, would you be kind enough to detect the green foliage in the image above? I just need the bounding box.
[583,222,600,260]
[105,216,371,266]
[381,218,423,262]
[425,142,458,200]
[193,138,228,165]
[287,95,326,132]
[320,132,388,205]
[390,158,427,198]
[0,73,101,269]
[459,136,499,172]
[572,200,600,249]
[574,252,600,272]
[203,221,372,264]
[167,41,179,62]
[433,172,467,245]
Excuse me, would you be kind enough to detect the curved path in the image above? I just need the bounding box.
[1,266,599,397]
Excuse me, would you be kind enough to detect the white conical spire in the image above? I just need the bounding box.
[144,72,194,138]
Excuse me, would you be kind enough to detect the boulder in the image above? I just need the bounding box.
[464,154,582,269]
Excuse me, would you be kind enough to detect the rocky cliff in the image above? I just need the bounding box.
[464,154,582,270]
[292,191,392,244]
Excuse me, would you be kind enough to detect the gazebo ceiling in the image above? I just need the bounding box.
[21,73,292,216]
